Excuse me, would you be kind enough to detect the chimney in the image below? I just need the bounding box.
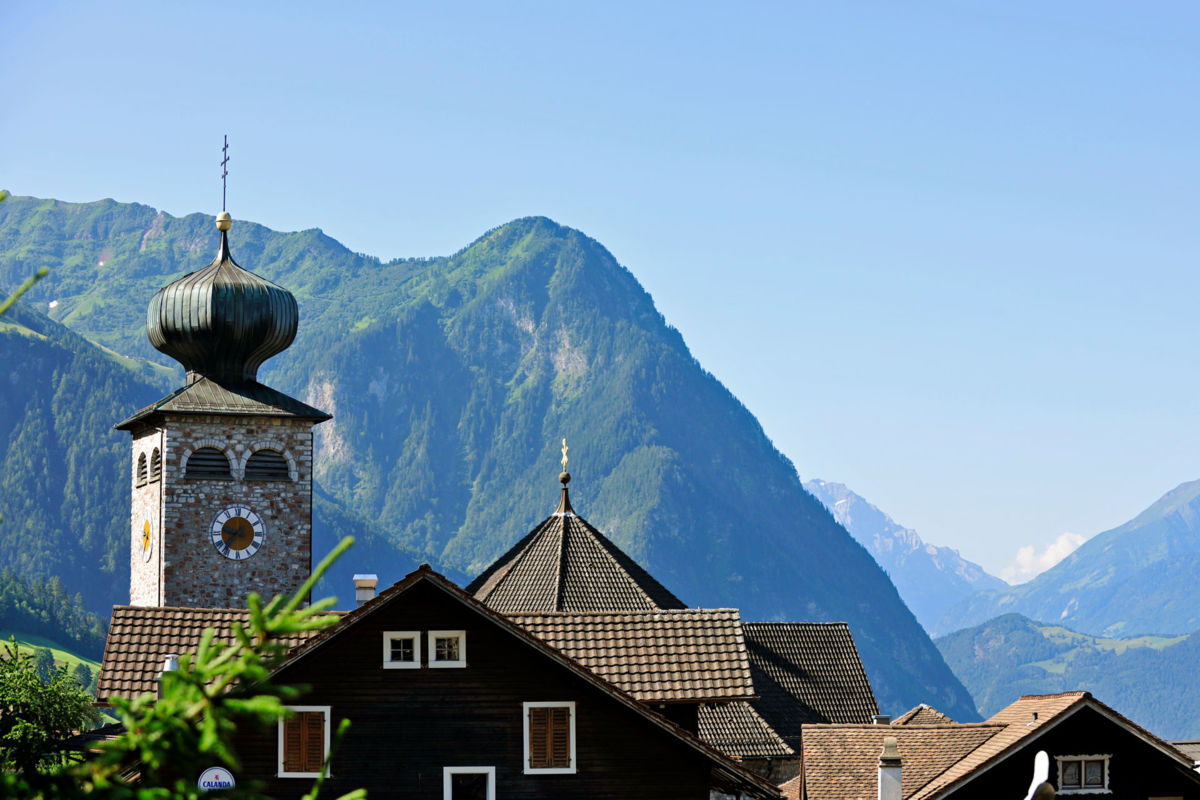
[872,714,892,725]
[878,736,902,800]
[354,574,379,607]
[157,653,179,700]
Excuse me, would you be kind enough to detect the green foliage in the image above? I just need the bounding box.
[0,638,100,779]
[937,613,1200,738]
[0,569,107,659]
[2,538,365,800]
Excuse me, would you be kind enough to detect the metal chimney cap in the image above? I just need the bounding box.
[353,574,379,587]
[872,714,892,725]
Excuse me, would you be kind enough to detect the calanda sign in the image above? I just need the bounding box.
[197,767,235,791]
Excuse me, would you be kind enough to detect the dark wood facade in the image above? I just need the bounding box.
[230,576,774,799]
[944,704,1200,800]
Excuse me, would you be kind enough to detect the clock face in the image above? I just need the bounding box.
[209,505,266,561]
[141,519,153,562]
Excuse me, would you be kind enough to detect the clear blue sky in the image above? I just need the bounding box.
[5,2,1199,581]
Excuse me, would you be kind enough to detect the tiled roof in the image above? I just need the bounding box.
[115,376,330,430]
[510,609,755,703]
[698,701,794,759]
[467,487,687,613]
[892,704,956,726]
[802,692,1200,800]
[909,692,1088,800]
[97,606,327,701]
[1173,740,1200,762]
[801,723,1003,800]
[741,622,878,749]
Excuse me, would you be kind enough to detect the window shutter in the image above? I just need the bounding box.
[529,707,549,768]
[283,716,303,773]
[548,706,571,768]
[302,711,326,773]
[528,705,571,769]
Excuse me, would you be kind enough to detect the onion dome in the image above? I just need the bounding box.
[147,213,298,384]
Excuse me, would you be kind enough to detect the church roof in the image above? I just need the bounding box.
[148,216,298,385]
[466,484,687,613]
[115,375,330,430]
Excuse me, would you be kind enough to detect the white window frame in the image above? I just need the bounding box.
[443,766,495,800]
[429,630,467,668]
[523,701,577,775]
[1055,754,1111,794]
[277,705,331,778]
[382,630,421,669]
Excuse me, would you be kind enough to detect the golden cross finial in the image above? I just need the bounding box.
[561,438,569,472]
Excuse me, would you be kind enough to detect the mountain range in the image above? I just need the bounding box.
[935,479,1200,638]
[0,195,977,720]
[804,479,1006,633]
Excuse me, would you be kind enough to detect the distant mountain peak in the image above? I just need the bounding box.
[804,479,1006,633]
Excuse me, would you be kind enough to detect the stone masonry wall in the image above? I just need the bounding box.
[152,416,315,608]
[130,429,164,606]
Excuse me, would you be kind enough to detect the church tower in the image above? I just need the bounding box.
[116,211,330,608]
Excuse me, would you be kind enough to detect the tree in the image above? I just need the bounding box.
[0,537,365,800]
[33,648,55,685]
[70,664,91,692]
[0,639,100,780]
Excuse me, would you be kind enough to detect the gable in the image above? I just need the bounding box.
[929,703,1200,800]
[265,570,780,799]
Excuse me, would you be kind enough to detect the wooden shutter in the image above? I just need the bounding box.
[547,706,570,768]
[302,711,325,772]
[528,705,571,769]
[283,711,325,773]
[283,716,303,772]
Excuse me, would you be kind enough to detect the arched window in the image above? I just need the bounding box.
[245,449,291,481]
[136,453,148,487]
[150,448,162,482]
[186,447,231,479]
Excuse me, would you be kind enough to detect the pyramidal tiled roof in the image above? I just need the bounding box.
[893,704,956,726]
[466,484,686,613]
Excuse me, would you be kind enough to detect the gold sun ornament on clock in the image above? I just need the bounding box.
[208,505,266,560]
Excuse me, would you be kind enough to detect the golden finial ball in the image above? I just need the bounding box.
[216,211,232,231]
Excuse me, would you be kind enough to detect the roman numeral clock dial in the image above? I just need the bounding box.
[209,505,266,560]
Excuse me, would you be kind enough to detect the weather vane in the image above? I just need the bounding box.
[220,135,230,212]
[561,438,569,472]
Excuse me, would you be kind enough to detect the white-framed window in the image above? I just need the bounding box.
[429,630,466,668]
[382,630,421,669]
[278,705,331,778]
[523,701,577,774]
[1056,754,1111,794]
[443,766,495,800]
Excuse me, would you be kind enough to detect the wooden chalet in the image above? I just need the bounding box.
[100,565,780,799]
[800,692,1200,799]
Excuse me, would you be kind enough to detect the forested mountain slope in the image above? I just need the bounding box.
[0,196,977,719]
[937,613,1200,738]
